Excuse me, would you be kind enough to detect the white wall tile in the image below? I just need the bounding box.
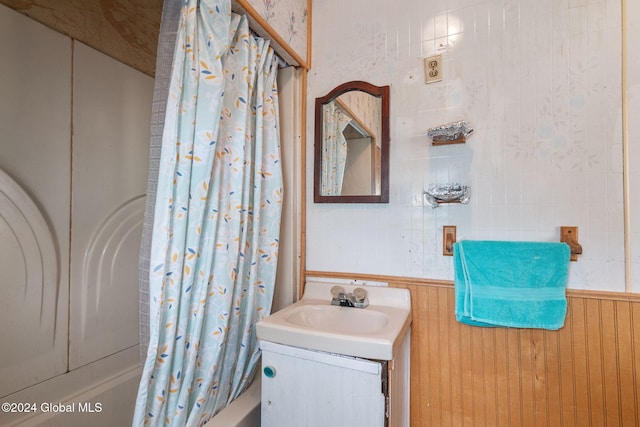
[307,0,628,291]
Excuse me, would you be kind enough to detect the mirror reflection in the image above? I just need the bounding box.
[314,81,389,203]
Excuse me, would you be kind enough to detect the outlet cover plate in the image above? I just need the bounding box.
[424,55,443,84]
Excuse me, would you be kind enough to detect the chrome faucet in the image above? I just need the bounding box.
[330,286,369,308]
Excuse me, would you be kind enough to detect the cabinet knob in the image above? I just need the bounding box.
[263,366,276,378]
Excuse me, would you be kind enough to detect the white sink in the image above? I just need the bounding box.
[256,281,412,360]
[284,305,389,334]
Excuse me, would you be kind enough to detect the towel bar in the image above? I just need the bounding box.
[560,226,582,261]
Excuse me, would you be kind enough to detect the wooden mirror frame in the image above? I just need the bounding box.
[314,81,390,203]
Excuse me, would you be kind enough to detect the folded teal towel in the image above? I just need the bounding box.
[454,240,571,330]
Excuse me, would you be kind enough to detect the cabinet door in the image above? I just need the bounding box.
[261,342,386,427]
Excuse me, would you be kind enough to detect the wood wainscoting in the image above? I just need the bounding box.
[389,280,640,427]
[304,271,639,426]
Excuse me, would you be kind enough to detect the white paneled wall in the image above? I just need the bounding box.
[0,4,151,412]
[628,0,640,293]
[0,7,71,395]
[69,42,151,369]
[307,0,630,292]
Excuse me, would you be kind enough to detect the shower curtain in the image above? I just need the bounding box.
[133,0,283,425]
[321,101,351,195]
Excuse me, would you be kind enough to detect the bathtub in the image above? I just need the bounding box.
[1,347,141,427]
[1,346,261,427]
[206,375,261,427]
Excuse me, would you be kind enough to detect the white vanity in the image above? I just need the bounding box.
[257,281,412,427]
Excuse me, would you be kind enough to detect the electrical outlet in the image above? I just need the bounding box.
[424,55,443,84]
[443,225,456,256]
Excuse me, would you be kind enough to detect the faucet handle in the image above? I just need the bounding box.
[330,286,346,298]
[352,287,367,303]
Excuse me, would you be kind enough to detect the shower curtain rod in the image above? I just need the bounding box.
[249,27,290,68]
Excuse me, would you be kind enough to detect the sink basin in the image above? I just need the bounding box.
[256,281,412,360]
[284,305,389,334]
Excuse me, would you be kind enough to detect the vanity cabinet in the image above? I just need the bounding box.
[257,281,411,427]
[261,341,386,427]
[261,333,410,427]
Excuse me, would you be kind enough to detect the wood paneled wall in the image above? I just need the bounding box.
[389,281,640,427]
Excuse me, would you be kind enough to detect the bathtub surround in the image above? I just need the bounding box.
[0,3,152,424]
[134,1,284,424]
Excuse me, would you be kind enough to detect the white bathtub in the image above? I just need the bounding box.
[1,347,141,427]
[206,375,261,427]
[1,346,261,427]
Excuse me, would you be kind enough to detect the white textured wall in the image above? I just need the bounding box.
[628,0,640,293]
[306,0,634,292]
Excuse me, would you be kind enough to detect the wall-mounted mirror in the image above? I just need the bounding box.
[314,81,389,203]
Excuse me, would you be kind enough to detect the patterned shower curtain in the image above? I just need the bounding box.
[321,101,351,195]
[133,0,283,425]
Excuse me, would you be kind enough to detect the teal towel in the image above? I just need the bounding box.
[453,240,571,330]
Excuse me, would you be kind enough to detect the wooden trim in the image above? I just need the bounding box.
[233,0,309,69]
[304,269,452,287]
[304,270,640,301]
[565,288,640,302]
[298,68,308,300]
